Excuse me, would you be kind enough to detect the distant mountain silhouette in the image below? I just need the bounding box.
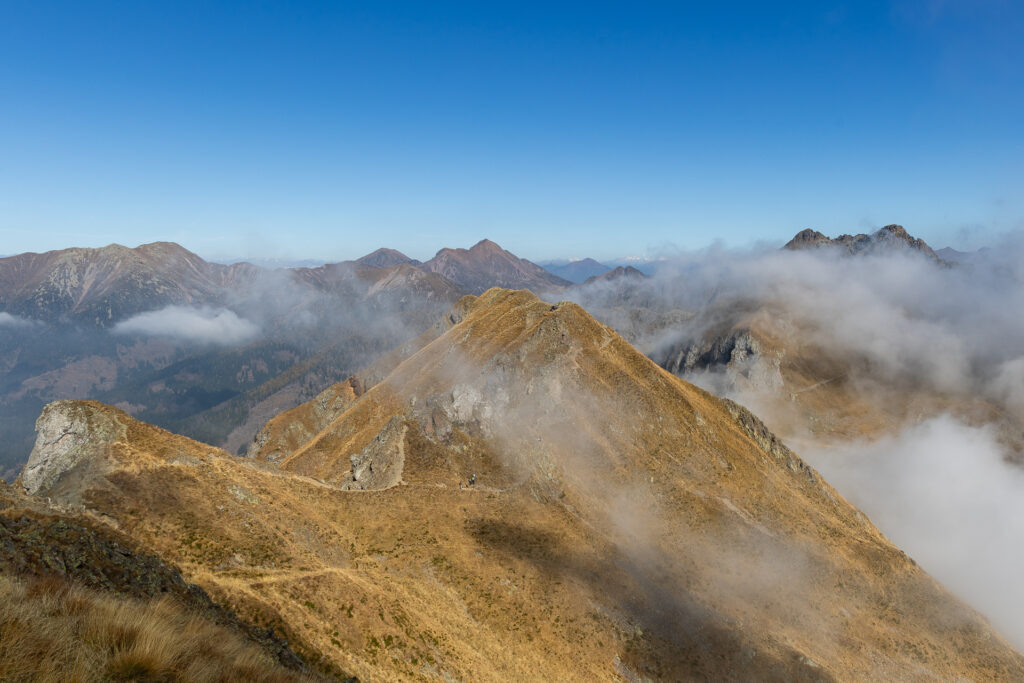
[355,247,422,268]
[540,258,611,283]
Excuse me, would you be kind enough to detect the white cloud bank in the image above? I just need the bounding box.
[805,416,1024,649]
[112,306,259,345]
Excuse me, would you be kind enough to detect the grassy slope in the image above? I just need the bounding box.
[20,289,1024,681]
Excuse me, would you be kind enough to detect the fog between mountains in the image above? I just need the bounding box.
[113,306,260,345]
[809,416,1024,649]
[571,235,1024,412]
[564,233,1024,648]
[109,265,448,349]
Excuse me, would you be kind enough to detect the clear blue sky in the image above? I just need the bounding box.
[1,1,1021,262]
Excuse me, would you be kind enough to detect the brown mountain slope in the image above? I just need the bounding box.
[420,239,571,294]
[18,290,1024,681]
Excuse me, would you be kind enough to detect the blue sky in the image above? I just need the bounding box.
[1,1,1021,262]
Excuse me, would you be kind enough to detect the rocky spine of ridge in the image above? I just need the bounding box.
[784,224,945,261]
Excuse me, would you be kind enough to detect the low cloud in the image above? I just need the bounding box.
[113,306,260,345]
[0,312,32,327]
[558,230,1024,646]
[805,416,1024,648]
[565,233,1024,423]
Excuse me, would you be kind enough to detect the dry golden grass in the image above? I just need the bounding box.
[0,573,313,683]
[21,288,1024,681]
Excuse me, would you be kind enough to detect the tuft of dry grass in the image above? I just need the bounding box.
[0,573,314,683]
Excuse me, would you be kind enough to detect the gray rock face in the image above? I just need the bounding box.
[339,416,407,490]
[659,330,783,393]
[20,400,125,495]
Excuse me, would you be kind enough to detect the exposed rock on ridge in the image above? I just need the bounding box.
[20,400,127,495]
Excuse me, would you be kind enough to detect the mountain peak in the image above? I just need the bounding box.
[783,224,943,261]
[469,238,503,252]
[421,240,571,294]
[355,247,421,268]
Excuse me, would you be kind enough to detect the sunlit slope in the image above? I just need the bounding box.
[0,481,321,682]
[21,289,1024,681]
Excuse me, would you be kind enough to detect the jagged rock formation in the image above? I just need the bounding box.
[420,239,572,294]
[18,289,1024,680]
[784,224,945,261]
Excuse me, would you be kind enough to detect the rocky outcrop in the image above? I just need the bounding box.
[20,400,126,495]
[338,416,407,490]
[658,329,784,393]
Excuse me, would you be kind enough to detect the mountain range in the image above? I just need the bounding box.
[0,238,621,478]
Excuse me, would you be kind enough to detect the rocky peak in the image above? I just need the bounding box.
[783,224,944,261]
[784,228,831,249]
